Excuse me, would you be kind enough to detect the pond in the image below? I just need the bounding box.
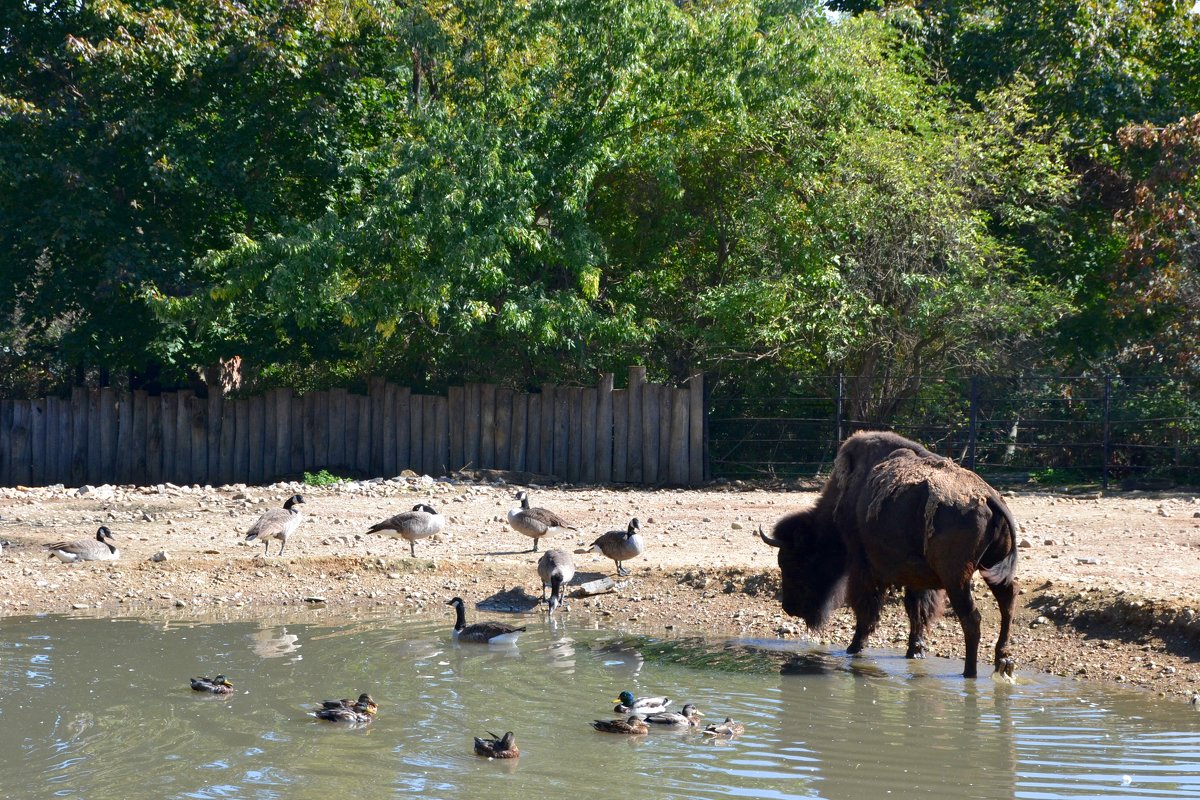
[1,609,1198,800]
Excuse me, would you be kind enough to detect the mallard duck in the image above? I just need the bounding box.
[317,693,378,716]
[314,694,376,724]
[644,704,703,729]
[613,690,670,715]
[46,526,119,562]
[473,730,519,759]
[587,518,644,576]
[592,715,649,735]
[446,597,525,644]
[702,717,745,737]
[189,674,234,694]
[366,504,445,557]
[507,491,576,552]
[536,548,575,613]
[245,494,305,556]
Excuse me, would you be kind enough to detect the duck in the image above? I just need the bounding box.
[446,597,525,644]
[245,494,305,556]
[613,690,670,715]
[317,693,378,716]
[536,548,575,613]
[506,491,576,552]
[473,730,520,759]
[189,674,234,694]
[702,717,746,737]
[586,518,644,576]
[365,503,445,557]
[45,526,119,562]
[591,715,649,735]
[314,694,377,724]
[644,703,704,729]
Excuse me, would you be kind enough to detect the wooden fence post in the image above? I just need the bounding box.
[189,393,208,484]
[566,387,582,483]
[70,388,88,487]
[133,391,149,484]
[511,392,529,472]
[669,387,689,484]
[494,388,513,471]
[612,387,628,483]
[627,367,646,483]
[581,387,597,483]
[100,387,119,483]
[0,399,12,486]
[688,372,705,485]
[158,392,175,484]
[448,386,465,471]
[525,393,541,474]
[540,383,556,476]
[642,383,660,484]
[596,373,614,483]
[480,383,496,469]
[328,388,347,471]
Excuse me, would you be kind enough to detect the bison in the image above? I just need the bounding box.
[760,431,1017,678]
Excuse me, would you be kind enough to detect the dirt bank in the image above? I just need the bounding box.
[2,476,1199,700]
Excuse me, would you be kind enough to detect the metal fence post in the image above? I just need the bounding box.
[1102,375,1112,490]
[835,371,845,445]
[968,375,978,470]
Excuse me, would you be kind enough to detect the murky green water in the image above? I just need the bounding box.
[1,609,1198,800]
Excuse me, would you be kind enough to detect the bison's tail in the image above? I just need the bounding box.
[978,496,1018,586]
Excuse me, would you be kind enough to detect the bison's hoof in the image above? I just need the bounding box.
[905,643,926,659]
[995,656,1017,678]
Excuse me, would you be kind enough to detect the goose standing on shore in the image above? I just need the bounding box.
[536,549,575,613]
[45,526,119,563]
[446,597,525,644]
[245,494,305,556]
[507,491,576,552]
[587,518,644,576]
[365,503,444,557]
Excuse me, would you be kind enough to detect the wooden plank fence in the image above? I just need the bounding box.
[0,368,706,488]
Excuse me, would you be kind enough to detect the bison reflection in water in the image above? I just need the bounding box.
[761,431,1017,678]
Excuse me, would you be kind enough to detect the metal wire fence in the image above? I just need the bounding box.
[708,375,1200,487]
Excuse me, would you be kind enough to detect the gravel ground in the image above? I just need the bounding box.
[1,475,1199,701]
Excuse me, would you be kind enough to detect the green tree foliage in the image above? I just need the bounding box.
[0,0,1130,419]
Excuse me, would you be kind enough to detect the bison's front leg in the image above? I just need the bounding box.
[902,589,943,659]
[846,573,884,656]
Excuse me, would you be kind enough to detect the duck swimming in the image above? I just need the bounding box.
[473,730,520,759]
[613,690,670,715]
[189,675,234,694]
[592,715,649,735]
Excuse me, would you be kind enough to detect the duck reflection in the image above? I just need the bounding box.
[249,625,301,660]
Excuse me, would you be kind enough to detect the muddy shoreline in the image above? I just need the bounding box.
[2,478,1198,700]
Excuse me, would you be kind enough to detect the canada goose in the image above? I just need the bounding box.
[591,715,649,735]
[245,494,305,556]
[189,675,234,694]
[317,693,378,716]
[613,690,670,715]
[474,730,520,759]
[507,491,576,552]
[314,693,377,724]
[643,704,704,729]
[45,526,119,562]
[446,596,525,644]
[365,503,445,557]
[587,518,643,576]
[536,548,575,613]
[702,717,746,737]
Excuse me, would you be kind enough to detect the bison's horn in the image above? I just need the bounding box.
[758,525,782,548]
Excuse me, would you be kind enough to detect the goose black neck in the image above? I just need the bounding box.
[452,601,466,632]
[550,574,563,593]
[520,495,530,509]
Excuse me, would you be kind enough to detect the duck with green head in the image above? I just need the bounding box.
[613,690,670,715]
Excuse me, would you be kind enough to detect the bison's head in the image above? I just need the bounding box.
[760,510,848,630]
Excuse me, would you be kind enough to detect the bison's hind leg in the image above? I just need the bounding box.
[903,589,945,659]
[983,572,1017,677]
